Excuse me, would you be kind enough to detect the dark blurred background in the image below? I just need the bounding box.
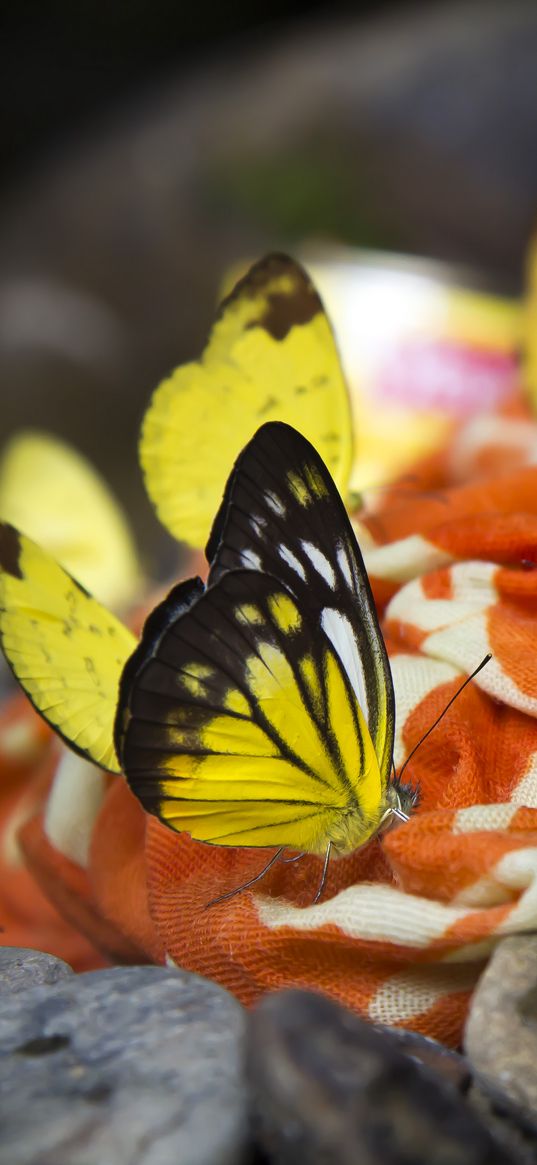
[1,0,537,567]
[1,1,383,182]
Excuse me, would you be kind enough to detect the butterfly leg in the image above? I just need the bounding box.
[281,851,305,864]
[205,846,286,908]
[312,840,332,904]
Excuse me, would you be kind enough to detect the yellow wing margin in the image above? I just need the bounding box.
[0,523,137,772]
[140,254,353,548]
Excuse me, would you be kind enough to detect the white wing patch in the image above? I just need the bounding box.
[265,492,286,517]
[250,514,267,534]
[336,542,354,589]
[241,549,263,570]
[279,544,307,581]
[301,541,336,588]
[321,607,369,724]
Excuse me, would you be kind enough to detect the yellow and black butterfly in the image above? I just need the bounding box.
[115,421,417,891]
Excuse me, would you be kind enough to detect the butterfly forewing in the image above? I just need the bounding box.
[207,422,394,786]
[115,569,385,855]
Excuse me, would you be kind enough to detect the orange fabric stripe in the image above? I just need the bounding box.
[422,568,454,599]
[487,602,537,698]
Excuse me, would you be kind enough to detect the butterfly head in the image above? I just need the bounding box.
[379,778,420,834]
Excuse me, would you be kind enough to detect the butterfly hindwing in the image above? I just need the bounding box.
[207,421,395,786]
[140,254,353,548]
[115,569,385,854]
[0,523,137,772]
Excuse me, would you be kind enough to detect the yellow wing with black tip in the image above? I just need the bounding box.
[140,254,352,548]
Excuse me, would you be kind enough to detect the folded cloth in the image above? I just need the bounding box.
[4,391,537,1046]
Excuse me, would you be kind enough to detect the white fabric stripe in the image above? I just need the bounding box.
[2,796,38,868]
[452,804,518,835]
[44,747,107,868]
[449,560,498,602]
[369,963,478,1025]
[442,938,499,962]
[350,517,377,550]
[390,654,458,769]
[452,874,516,909]
[386,561,497,633]
[256,881,474,948]
[423,616,537,717]
[511,751,537,807]
[448,416,537,481]
[495,848,537,934]
[364,535,453,583]
[0,716,43,761]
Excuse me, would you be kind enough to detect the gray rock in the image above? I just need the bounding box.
[468,1079,537,1165]
[465,934,537,1119]
[0,964,248,1165]
[0,947,73,995]
[247,988,523,1164]
[377,1019,537,1163]
[373,1023,471,1092]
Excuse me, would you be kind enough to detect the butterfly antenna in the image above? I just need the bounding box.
[313,841,332,904]
[206,847,285,908]
[397,654,492,785]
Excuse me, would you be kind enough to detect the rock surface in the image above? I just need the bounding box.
[247,988,524,1164]
[465,934,537,1118]
[373,1022,471,1092]
[0,964,247,1165]
[0,946,73,994]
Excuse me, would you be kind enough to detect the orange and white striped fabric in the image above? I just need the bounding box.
[3,391,537,1047]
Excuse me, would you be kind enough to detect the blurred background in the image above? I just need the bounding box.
[1,0,537,569]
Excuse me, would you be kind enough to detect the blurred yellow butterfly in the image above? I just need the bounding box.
[0,523,136,773]
[140,254,353,548]
[0,430,140,612]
